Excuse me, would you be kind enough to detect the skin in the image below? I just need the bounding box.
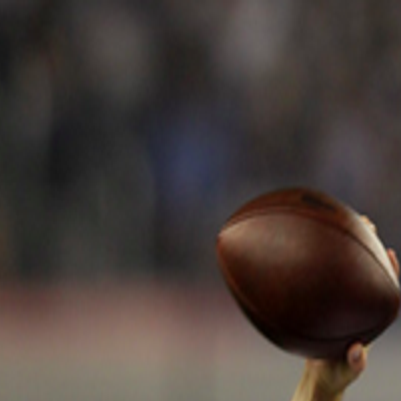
[291,342,368,401]
[291,217,400,401]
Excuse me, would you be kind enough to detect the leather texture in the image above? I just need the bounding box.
[217,188,400,359]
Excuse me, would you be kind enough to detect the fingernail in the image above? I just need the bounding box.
[351,347,362,363]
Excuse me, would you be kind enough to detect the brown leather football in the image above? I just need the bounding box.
[217,187,400,359]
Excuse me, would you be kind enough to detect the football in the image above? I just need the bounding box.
[216,187,400,359]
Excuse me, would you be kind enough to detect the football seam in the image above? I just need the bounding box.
[221,205,343,231]
[219,253,399,343]
[220,207,400,293]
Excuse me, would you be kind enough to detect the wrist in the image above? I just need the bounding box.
[311,387,343,401]
[291,365,344,401]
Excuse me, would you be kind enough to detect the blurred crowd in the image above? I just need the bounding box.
[1,0,401,282]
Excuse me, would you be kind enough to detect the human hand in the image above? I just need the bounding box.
[291,216,400,401]
[291,343,367,401]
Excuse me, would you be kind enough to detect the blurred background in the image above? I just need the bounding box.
[0,0,400,399]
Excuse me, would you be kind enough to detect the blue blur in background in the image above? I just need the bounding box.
[0,1,400,400]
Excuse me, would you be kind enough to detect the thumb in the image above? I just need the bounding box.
[347,343,368,377]
[333,343,368,392]
[306,343,368,396]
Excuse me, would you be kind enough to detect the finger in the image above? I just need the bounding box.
[347,343,367,375]
[387,248,400,278]
[360,215,377,234]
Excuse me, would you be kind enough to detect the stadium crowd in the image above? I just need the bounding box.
[0,0,400,281]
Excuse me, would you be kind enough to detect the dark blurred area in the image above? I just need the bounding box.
[1,1,401,400]
[1,0,401,283]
